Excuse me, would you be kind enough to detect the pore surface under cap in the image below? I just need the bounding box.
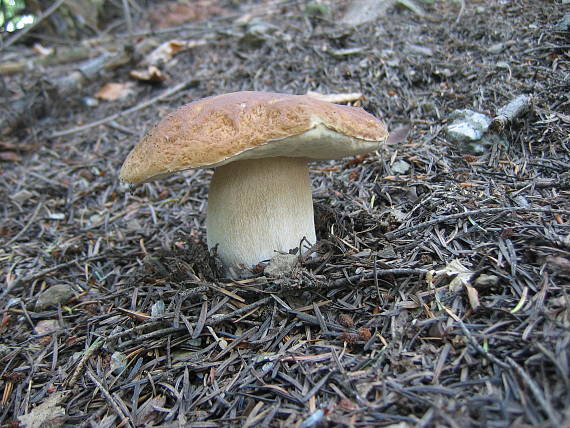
[119,91,388,184]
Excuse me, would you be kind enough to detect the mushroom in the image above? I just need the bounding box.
[120,91,388,268]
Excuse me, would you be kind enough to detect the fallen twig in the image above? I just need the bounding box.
[490,94,532,131]
[0,47,95,76]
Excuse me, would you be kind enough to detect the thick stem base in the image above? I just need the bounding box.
[207,157,316,267]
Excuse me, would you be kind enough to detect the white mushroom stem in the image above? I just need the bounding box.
[206,157,316,267]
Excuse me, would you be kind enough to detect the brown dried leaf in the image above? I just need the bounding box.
[358,327,372,341]
[143,40,188,66]
[130,66,167,83]
[387,125,411,146]
[95,82,135,101]
[464,283,480,311]
[433,259,479,310]
[338,398,359,410]
[35,320,59,335]
[433,259,473,291]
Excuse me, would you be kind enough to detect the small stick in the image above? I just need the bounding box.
[490,94,532,131]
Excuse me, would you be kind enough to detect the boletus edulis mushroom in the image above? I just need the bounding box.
[120,91,388,268]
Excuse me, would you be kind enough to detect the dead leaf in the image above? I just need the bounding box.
[35,320,59,335]
[95,82,135,101]
[130,66,167,83]
[473,274,499,288]
[138,39,207,69]
[142,40,188,66]
[464,283,480,311]
[18,391,66,428]
[433,260,472,289]
[387,125,411,146]
[306,91,363,105]
[432,259,479,311]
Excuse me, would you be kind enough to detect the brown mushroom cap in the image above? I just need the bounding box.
[120,91,388,185]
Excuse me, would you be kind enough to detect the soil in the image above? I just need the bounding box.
[1,0,569,427]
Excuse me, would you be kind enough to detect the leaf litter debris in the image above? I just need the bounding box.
[0,0,569,427]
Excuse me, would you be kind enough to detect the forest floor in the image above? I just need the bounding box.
[1,0,569,427]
